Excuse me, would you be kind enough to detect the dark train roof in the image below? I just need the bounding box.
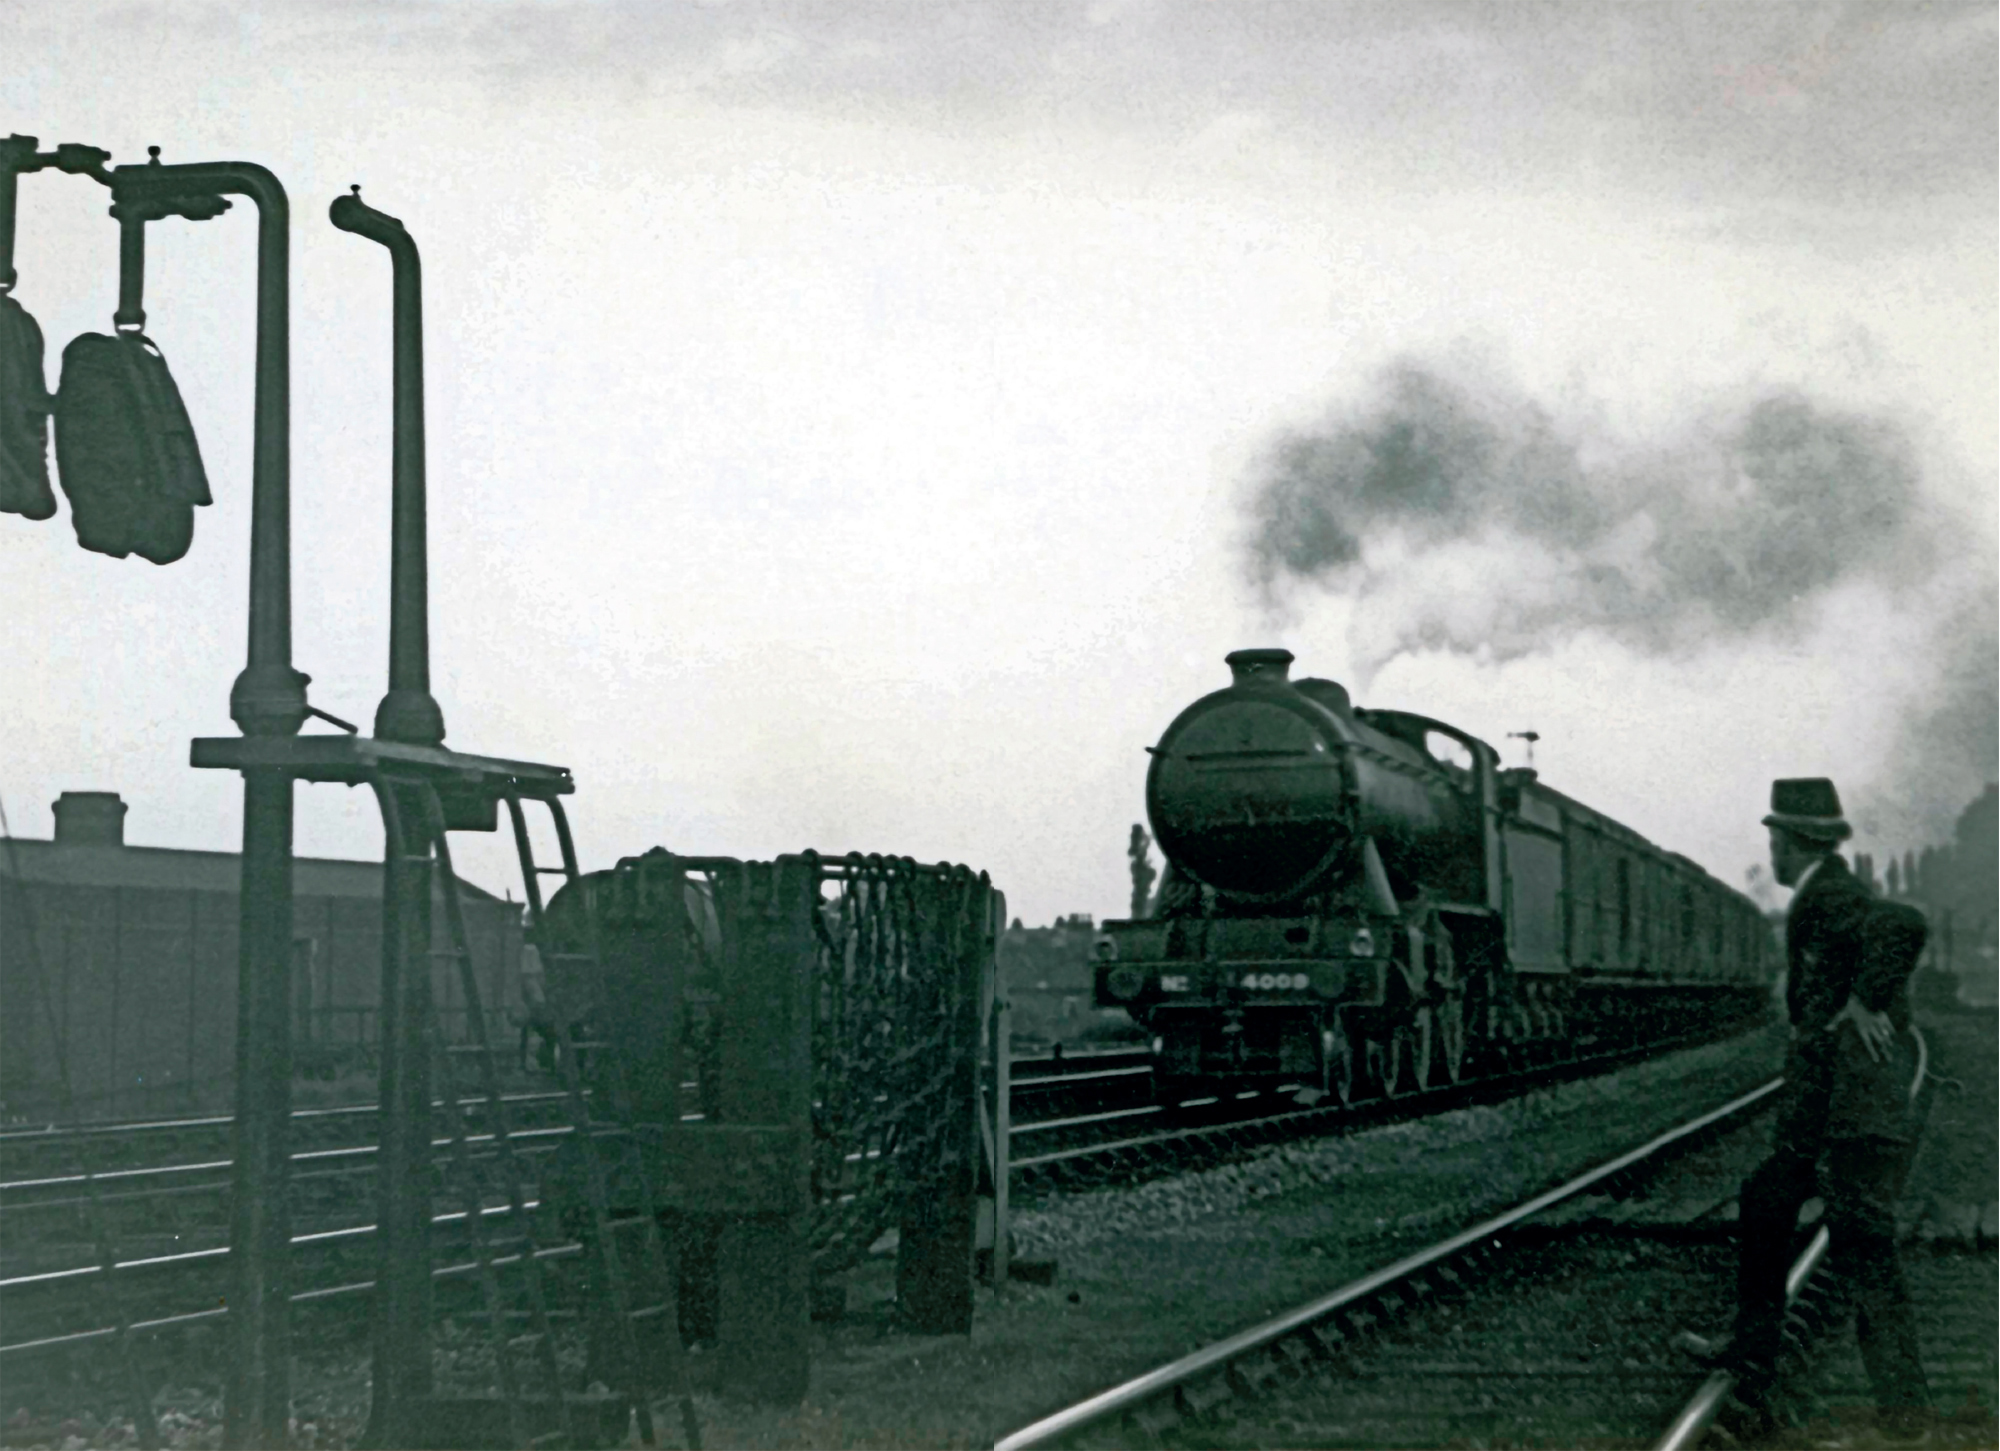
[0,837,509,904]
[1501,770,1754,903]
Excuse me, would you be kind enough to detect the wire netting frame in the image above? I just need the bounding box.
[546,848,997,1282]
[803,851,994,1280]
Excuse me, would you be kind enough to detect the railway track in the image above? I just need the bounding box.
[996,1058,1998,1451]
[0,1026,1765,1364]
[1006,1017,1761,1187]
[992,1079,1788,1450]
[1657,1230,1998,1448]
[0,1052,1152,1350]
[0,1018,1740,1270]
[0,1052,1146,1215]
[0,1049,1148,1182]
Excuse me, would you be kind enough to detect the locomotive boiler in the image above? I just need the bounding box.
[1094,649,1777,1103]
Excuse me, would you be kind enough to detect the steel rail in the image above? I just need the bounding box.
[1,1054,1113,1147]
[1009,1105,1296,1170]
[2,1123,574,1196]
[1651,1225,1831,1451]
[0,1089,575,1147]
[1009,1104,1161,1138]
[0,1195,547,1295]
[1,1239,588,1359]
[992,1076,1785,1451]
[2,1088,1139,1199]
[4,1067,1143,1196]
[1009,1065,1152,1093]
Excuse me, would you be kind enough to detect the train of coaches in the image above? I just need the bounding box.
[1090,649,1780,1103]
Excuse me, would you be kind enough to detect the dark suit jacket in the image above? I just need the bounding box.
[1824,899,1931,1143]
[1783,854,1875,1032]
[1824,1022,1927,1143]
[1784,873,1932,1145]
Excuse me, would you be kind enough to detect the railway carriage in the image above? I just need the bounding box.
[1093,649,1777,1103]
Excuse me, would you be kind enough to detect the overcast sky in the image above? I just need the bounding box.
[6,1,1995,927]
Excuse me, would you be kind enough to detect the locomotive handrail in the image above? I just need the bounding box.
[1181,747,1323,761]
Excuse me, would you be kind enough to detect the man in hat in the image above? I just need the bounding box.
[1677,779,1932,1437]
[1820,901,1934,1429]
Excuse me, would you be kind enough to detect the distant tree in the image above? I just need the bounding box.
[1876,784,1998,1003]
[1953,786,1997,910]
[1128,823,1157,920]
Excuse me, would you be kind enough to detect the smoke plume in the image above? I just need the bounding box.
[1245,359,1935,662]
[1243,357,1996,849]
[1851,573,2000,851]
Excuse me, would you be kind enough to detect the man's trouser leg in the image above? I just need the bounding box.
[1733,1047,1831,1378]
[1825,1136,1929,1416]
[1734,1146,1817,1375]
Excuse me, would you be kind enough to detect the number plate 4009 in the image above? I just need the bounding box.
[1241,971,1309,991]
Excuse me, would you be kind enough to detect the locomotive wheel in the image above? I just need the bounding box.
[1321,1015,1356,1107]
[1404,1008,1434,1092]
[1369,1030,1407,1098]
[1511,996,1538,1061]
[1433,991,1468,1085]
[1528,983,1563,1062]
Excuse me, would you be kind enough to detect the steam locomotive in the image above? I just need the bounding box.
[1094,649,1778,1103]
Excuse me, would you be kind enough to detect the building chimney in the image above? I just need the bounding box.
[52,791,127,847]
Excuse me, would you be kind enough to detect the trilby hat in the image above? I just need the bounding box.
[1763,777,1852,842]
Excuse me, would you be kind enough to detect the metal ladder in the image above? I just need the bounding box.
[503,793,702,1451]
[372,777,573,1450]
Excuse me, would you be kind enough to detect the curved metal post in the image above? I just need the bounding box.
[110,156,304,1451]
[111,158,307,737]
[328,188,445,746]
[1,135,33,294]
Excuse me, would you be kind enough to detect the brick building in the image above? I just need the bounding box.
[0,791,523,1121]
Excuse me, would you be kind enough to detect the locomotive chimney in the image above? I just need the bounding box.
[1224,647,1294,687]
[52,791,127,847]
